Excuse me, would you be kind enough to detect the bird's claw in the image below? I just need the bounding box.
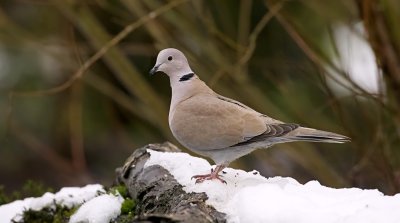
[191,174,227,184]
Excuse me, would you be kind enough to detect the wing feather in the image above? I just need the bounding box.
[233,123,299,146]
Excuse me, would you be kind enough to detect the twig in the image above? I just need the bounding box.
[7,0,187,99]
[6,0,186,139]
[68,25,89,175]
[239,2,285,66]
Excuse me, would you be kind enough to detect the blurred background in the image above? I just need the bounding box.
[1,0,400,196]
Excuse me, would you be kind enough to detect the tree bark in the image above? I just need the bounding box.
[115,142,226,223]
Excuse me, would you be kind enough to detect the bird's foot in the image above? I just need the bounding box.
[191,173,226,184]
[191,165,227,184]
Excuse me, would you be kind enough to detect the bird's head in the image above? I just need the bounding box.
[149,48,194,81]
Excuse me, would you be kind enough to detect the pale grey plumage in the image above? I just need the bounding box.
[150,48,350,183]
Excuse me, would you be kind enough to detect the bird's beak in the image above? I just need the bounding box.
[149,64,161,76]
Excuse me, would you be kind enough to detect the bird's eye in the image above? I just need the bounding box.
[168,56,173,61]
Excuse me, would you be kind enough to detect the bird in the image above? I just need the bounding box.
[149,48,350,184]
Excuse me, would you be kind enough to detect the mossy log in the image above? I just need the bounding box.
[115,142,226,223]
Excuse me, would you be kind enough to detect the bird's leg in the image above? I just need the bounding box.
[192,164,227,184]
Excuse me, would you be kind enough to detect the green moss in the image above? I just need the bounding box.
[53,206,78,223]
[114,198,136,223]
[18,205,78,223]
[22,208,54,223]
[0,180,54,205]
[109,184,129,198]
[120,198,136,215]
[0,185,10,205]
[109,184,137,217]
[1,181,76,222]
[4,182,136,222]
[20,180,54,198]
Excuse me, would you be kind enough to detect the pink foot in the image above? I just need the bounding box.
[191,165,227,184]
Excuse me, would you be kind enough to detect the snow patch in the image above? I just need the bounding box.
[69,194,123,223]
[145,149,400,223]
[0,184,104,223]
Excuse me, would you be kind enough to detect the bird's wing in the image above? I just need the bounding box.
[169,93,269,151]
[213,96,301,146]
[232,123,299,146]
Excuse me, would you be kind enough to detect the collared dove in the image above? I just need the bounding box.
[150,48,350,184]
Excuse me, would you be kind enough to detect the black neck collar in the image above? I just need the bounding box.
[179,73,195,82]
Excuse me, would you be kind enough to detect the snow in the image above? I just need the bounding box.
[145,149,400,223]
[69,194,123,223]
[0,184,104,223]
[2,149,400,223]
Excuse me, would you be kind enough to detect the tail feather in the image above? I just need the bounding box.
[287,127,350,143]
